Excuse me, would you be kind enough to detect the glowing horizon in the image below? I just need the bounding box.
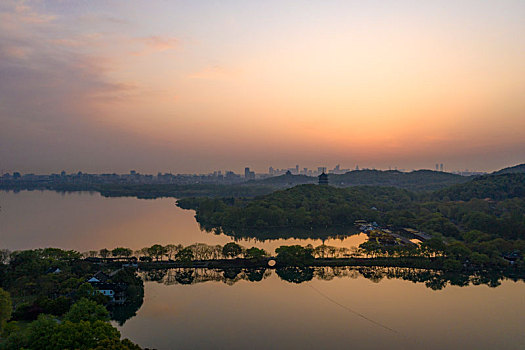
[1,0,524,174]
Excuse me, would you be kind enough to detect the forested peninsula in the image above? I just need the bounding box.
[177,173,525,271]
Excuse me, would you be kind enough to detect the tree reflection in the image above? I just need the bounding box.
[246,268,267,282]
[143,268,273,286]
[173,269,196,285]
[202,224,359,243]
[275,267,314,284]
[110,299,144,326]
[139,266,522,291]
[126,266,524,326]
[143,269,167,283]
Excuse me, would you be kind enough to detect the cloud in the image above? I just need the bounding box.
[0,1,191,173]
[0,2,138,165]
[0,1,55,26]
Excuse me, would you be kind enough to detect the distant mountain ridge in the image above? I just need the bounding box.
[251,169,471,191]
[330,169,469,191]
[492,163,525,175]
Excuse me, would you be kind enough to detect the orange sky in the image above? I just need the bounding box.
[0,0,523,173]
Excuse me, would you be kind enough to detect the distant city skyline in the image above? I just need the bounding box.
[1,161,500,177]
[1,1,523,175]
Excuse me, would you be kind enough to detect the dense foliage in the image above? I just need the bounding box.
[177,174,525,272]
[0,248,143,348]
[2,299,140,349]
[178,185,419,230]
[178,174,525,240]
[0,289,11,334]
[433,173,525,201]
[492,163,525,175]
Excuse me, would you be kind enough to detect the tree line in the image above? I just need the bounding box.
[84,242,269,262]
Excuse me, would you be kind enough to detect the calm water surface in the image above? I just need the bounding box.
[0,190,366,252]
[117,270,525,350]
[2,191,524,349]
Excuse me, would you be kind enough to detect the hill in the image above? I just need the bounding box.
[250,169,471,191]
[433,173,525,201]
[177,184,418,232]
[178,173,525,242]
[247,173,315,187]
[330,169,470,191]
[492,163,525,175]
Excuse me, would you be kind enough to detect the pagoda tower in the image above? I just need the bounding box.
[318,172,328,185]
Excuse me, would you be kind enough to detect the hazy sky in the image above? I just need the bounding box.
[1,0,524,174]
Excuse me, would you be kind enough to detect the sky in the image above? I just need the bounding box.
[0,0,524,174]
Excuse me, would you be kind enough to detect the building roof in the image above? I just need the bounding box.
[91,282,127,292]
[88,271,110,283]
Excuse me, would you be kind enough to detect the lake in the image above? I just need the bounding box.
[0,190,367,253]
[1,190,524,349]
[117,267,525,350]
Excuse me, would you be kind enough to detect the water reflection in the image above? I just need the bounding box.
[110,299,144,326]
[0,190,367,252]
[140,266,521,290]
[116,268,525,350]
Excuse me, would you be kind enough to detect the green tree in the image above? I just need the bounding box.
[245,247,267,259]
[222,242,243,258]
[164,244,182,260]
[175,248,194,262]
[447,242,472,261]
[470,252,490,268]
[359,240,383,258]
[64,298,109,323]
[148,244,166,261]
[50,320,121,350]
[275,245,314,266]
[93,338,142,350]
[4,317,134,350]
[420,237,446,257]
[443,258,462,271]
[112,248,133,258]
[99,249,110,259]
[26,314,58,349]
[76,282,96,300]
[0,287,12,333]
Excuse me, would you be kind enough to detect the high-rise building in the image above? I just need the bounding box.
[440,163,444,172]
[244,167,255,180]
[435,164,439,171]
